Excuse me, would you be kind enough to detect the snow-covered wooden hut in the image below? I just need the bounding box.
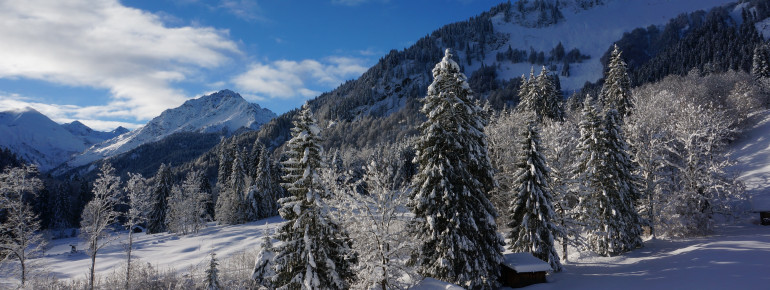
[500,253,552,288]
[752,195,770,225]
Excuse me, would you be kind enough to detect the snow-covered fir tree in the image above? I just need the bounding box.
[506,120,563,272]
[272,103,356,289]
[81,163,121,290]
[252,234,276,289]
[753,42,770,95]
[535,66,565,121]
[753,42,770,81]
[410,48,504,289]
[147,163,173,234]
[575,97,643,256]
[602,108,644,247]
[0,165,45,287]
[246,144,280,220]
[517,67,563,122]
[216,149,250,225]
[599,45,633,118]
[206,252,221,290]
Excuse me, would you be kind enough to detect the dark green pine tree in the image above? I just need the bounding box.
[753,42,770,95]
[215,149,249,225]
[576,96,643,256]
[247,143,280,220]
[272,104,356,289]
[599,44,633,118]
[410,48,504,289]
[518,66,563,122]
[507,121,563,272]
[147,163,172,234]
[535,66,564,121]
[602,108,644,251]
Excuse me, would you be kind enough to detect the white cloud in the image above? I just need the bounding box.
[0,0,240,121]
[232,57,368,100]
[219,0,264,22]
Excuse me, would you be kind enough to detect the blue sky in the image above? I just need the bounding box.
[0,0,498,131]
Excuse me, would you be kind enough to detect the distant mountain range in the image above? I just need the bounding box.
[0,108,125,171]
[1,90,275,173]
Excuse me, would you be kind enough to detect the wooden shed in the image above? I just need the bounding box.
[500,253,552,288]
[752,195,770,226]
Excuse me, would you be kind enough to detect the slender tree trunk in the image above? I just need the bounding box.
[126,230,133,289]
[646,173,656,240]
[562,238,569,263]
[89,239,97,290]
[89,254,96,290]
[20,257,26,286]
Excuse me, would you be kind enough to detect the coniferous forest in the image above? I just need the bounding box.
[3,0,770,289]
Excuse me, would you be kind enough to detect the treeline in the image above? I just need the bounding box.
[609,2,767,86]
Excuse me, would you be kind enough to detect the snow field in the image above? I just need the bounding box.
[23,217,282,286]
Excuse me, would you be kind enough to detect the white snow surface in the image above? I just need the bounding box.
[3,217,282,286]
[503,252,553,273]
[483,0,737,93]
[731,110,770,212]
[411,278,465,290]
[61,90,276,171]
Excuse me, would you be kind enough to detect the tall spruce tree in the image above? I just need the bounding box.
[576,97,643,256]
[410,49,504,289]
[247,144,280,220]
[536,66,564,121]
[215,149,249,225]
[506,121,563,272]
[599,45,633,118]
[147,163,172,234]
[753,42,770,81]
[272,104,356,289]
[517,67,564,122]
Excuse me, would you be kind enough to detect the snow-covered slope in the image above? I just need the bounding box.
[482,0,738,92]
[0,108,95,171]
[730,110,770,212]
[62,90,276,170]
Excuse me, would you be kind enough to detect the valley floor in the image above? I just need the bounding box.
[3,218,768,289]
[536,222,770,289]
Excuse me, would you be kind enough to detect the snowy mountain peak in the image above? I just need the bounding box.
[111,126,129,135]
[60,89,276,172]
[62,120,94,135]
[0,109,90,171]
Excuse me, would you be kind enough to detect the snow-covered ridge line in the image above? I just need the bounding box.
[59,90,276,173]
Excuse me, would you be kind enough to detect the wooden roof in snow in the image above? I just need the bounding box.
[503,253,553,273]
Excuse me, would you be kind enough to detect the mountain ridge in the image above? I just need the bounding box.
[56,89,276,174]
